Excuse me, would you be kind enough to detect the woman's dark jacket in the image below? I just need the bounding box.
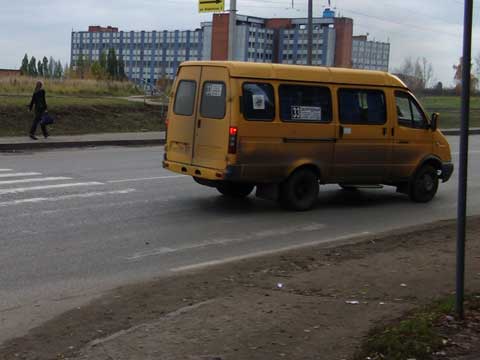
[29,89,48,114]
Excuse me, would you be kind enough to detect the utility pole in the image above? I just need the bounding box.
[456,0,473,320]
[228,0,237,60]
[307,0,313,65]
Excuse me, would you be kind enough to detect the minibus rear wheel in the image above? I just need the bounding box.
[216,182,254,198]
[408,165,439,203]
[280,168,319,211]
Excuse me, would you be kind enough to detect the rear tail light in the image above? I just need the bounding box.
[228,126,238,154]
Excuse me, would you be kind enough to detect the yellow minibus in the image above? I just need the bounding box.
[163,61,453,211]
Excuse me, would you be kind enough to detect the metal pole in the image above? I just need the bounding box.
[456,0,473,320]
[228,0,237,60]
[307,0,313,65]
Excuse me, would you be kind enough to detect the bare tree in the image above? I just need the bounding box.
[420,57,434,89]
[395,57,434,92]
[453,57,478,95]
[474,53,480,79]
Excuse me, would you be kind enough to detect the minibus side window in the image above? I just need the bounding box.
[173,80,196,116]
[279,85,332,123]
[395,91,428,129]
[200,82,226,119]
[242,83,275,121]
[338,89,386,125]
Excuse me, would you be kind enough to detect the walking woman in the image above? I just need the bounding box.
[29,81,49,140]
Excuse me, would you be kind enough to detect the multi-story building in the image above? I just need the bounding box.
[202,10,353,67]
[71,10,390,85]
[71,26,203,84]
[352,35,390,71]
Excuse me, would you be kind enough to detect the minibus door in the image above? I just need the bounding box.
[334,88,392,182]
[166,66,201,165]
[192,66,230,170]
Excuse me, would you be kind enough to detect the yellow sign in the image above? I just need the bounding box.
[199,0,224,13]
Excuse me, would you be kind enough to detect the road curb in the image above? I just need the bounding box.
[0,139,166,152]
[0,129,478,151]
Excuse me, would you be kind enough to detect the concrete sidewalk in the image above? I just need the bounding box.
[0,128,478,151]
[0,132,165,151]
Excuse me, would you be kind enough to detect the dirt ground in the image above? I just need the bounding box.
[0,217,479,360]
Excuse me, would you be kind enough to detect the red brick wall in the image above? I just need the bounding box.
[265,18,293,30]
[211,14,230,61]
[0,69,21,77]
[334,18,353,68]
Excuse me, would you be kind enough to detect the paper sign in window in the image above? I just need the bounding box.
[291,106,322,121]
[205,83,223,97]
[252,94,266,110]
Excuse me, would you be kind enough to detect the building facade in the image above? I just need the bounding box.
[71,11,389,85]
[0,69,21,78]
[352,35,390,71]
[202,11,352,67]
[71,25,203,85]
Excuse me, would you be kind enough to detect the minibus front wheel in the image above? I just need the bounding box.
[408,165,439,203]
[280,168,319,211]
[216,182,255,198]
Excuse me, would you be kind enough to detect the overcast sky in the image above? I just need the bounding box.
[0,0,479,85]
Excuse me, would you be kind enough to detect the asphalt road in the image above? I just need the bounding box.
[0,136,479,343]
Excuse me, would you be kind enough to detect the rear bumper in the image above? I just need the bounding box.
[162,160,225,181]
[441,162,454,182]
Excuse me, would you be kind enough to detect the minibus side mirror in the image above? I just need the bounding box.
[431,113,439,132]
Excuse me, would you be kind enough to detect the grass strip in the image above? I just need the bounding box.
[355,295,480,360]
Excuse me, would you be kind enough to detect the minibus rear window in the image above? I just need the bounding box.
[279,85,332,123]
[200,82,226,119]
[338,89,386,125]
[242,83,275,121]
[173,81,196,116]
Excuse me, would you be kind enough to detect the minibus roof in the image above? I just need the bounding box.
[180,61,407,88]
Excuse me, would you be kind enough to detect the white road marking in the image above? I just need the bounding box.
[170,232,372,273]
[107,175,186,184]
[0,177,72,186]
[0,189,136,207]
[125,223,327,261]
[0,169,12,172]
[0,172,42,178]
[0,182,104,195]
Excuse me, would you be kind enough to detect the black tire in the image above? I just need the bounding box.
[408,165,439,203]
[216,182,254,198]
[280,168,319,211]
[339,184,358,191]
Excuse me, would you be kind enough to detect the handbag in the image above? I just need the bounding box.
[40,113,54,125]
